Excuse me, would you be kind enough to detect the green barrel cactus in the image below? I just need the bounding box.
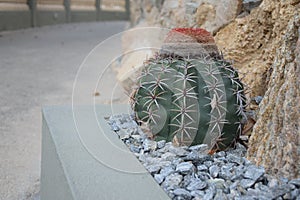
[130,28,247,152]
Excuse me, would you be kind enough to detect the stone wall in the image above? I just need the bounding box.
[130,0,243,33]
[215,0,300,96]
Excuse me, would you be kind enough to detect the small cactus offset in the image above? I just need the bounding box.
[131,28,247,152]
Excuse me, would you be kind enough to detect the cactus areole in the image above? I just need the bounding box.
[131,28,247,152]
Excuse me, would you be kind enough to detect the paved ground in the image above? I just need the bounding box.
[0,21,128,200]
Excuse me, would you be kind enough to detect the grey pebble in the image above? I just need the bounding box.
[162,173,183,190]
[268,177,279,188]
[214,189,227,200]
[197,164,208,172]
[154,174,164,184]
[270,184,292,199]
[145,164,161,174]
[160,166,175,178]
[204,160,213,168]
[231,165,245,181]
[117,130,130,140]
[157,140,166,149]
[183,151,201,161]
[227,153,244,165]
[171,158,183,166]
[173,195,187,200]
[207,178,225,190]
[129,144,140,153]
[289,178,300,187]
[280,177,289,184]
[243,165,265,181]
[161,152,177,161]
[120,122,136,129]
[240,179,256,189]
[176,162,194,174]
[198,154,212,163]
[253,95,263,104]
[186,179,207,191]
[145,156,161,165]
[219,164,234,180]
[209,165,220,178]
[283,191,292,199]
[215,151,226,158]
[188,144,208,152]
[255,182,271,192]
[111,123,120,131]
[131,134,142,141]
[291,189,300,199]
[184,153,212,163]
[197,171,210,181]
[168,145,189,156]
[246,188,272,200]
[190,190,205,198]
[173,188,192,200]
[181,174,193,188]
[203,184,216,200]
[143,139,157,151]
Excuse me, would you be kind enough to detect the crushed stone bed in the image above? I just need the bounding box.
[108,114,300,200]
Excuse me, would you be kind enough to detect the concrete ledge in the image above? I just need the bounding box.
[41,105,170,200]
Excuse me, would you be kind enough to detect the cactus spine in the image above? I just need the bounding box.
[131,28,246,152]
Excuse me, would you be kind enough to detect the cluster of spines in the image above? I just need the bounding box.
[170,59,199,145]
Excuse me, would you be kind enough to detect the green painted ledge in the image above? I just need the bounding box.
[41,105,170,200]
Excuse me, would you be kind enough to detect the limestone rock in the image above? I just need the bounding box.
[215,0,299,96]
[194,0,243,34]
[129,0,242,33]
[247,13,300,179]
[129,0,162,27]
[113,23,168,92]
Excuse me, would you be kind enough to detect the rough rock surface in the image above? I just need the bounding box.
[247,13,300,179]
[113,24,167,92]
[130,0,242,33]
[215,0,300,96]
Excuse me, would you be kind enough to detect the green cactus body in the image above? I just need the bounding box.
[131,28,246,152]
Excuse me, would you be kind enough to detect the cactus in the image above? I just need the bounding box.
[130,28,247,152]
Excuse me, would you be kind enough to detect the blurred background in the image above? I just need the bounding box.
[0,0,129,31]
[0,1,130,200]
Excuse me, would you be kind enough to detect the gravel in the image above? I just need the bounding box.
[108,114,300,200]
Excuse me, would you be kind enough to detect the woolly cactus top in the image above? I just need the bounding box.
[164,28,215,44]
[161,28,219,58]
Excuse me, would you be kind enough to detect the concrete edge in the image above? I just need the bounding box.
[41,104,170,200]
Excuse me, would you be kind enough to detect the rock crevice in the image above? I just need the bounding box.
[247,14,300,179]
